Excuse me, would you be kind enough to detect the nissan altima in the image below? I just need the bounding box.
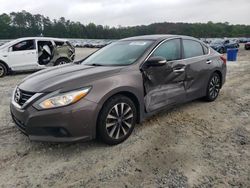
[10,35,226,145]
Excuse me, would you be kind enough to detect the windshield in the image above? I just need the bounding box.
[0,40,17,49]
[83,40,153,66]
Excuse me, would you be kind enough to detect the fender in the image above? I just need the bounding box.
[0,60,11,73]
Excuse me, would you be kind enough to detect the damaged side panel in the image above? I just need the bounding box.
[144,83,186,112]
[37,40,75,66]
[143,62,186,112]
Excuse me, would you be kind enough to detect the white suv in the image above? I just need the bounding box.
[0,37,75,77]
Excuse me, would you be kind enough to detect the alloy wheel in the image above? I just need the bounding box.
[208,75,220,99]
[105,102,134,139]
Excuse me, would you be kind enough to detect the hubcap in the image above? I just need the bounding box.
[106,103,134,139]
[209,75,220,99]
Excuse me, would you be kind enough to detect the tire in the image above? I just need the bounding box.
[0,63,7,78]
[54,58,70,66]
[97,95,137,145]
[205,73,221,102]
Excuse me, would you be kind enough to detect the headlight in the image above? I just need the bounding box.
[39,87,91,109]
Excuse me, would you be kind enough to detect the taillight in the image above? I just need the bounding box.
[220,56,227,64]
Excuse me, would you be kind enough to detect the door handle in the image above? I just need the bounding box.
[173,68,185,73]
[206,60,212,64]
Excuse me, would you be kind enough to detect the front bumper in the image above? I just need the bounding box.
[10,98,99,142]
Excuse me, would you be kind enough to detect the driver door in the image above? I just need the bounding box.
[8,39,38,71]
[142,38,186,112]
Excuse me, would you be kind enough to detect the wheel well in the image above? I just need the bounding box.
[54,57,71,66]
[214,70,222,88]
[100,91,141,124]
[0,60,10,74]
[56,57,70,62]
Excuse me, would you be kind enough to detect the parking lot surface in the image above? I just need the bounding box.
[0,46,249,187]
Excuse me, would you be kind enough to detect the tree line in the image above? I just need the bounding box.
[0,10,249,39]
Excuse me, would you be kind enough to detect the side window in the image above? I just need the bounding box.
[152,39,181,61]
[183,40,204,58]
[12,40,35,51]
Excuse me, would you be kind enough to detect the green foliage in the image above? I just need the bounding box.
[0,11,249,39]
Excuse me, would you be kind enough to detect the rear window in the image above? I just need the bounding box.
[55,41,65,46]
[66,41,74,48]
[183,40,204,58]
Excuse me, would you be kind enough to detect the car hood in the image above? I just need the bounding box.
[18,64,123,93]
[0,48,5,53]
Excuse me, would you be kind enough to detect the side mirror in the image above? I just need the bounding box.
[145,56,167,67]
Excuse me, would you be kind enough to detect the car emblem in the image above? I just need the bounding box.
[14,88,21,103]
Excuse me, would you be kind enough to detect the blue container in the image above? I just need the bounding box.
[227,48,238,61]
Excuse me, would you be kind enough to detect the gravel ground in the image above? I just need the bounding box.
[0,46,249,188]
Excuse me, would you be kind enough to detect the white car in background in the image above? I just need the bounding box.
[0,37,75,77]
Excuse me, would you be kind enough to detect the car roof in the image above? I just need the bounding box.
[14,37,68,42]
[121,34,198,41]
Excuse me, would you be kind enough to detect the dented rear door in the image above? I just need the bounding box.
[182,39,211,100]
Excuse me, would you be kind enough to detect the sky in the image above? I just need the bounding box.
[0,0,249,26]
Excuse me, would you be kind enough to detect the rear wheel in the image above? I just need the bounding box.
[0,63,7,78]
[97,95,137,145]
[205,73,221,102]
[54,58,70,66]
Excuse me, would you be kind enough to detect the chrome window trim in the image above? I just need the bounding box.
[141,37,211,67]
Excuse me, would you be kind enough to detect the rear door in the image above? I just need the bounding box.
[8,39,38,71]
[182,39,211,100]
[142,38,187,112]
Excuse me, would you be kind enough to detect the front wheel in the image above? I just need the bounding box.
[0,63,8,78]
[205,73,221,102]
[97,95,137,145]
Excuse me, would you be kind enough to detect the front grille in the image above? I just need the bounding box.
[14,88,35,106]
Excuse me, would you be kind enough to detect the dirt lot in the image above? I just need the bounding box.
[0,46,249,188]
